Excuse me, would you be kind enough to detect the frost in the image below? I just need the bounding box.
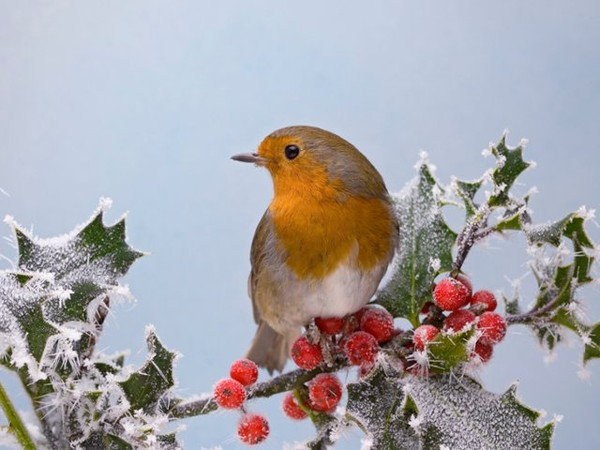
[408,377,553,449]
[577,366,592,380]
[429,257,441,272]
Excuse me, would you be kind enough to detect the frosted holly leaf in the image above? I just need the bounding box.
[14,210,143,280]
[583,323,600,363]
[346,368,419,450]
[427,328,473,373]
[487,135,532,207]
[378,164,457,325]
[119,328,178,413]
[454,178,483,218]
[407,376,554,450]
[563,215,595,284]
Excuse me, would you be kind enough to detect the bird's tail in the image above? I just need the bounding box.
[246,321,298,375]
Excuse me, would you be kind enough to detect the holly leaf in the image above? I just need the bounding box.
[346,368,418,450]
[583,322,600,363]
[377,164,457,325]
[15,209,143,280]
[454,178,483,218]
[119,328,178,413]
[407,376,554,450]
[488,135,532,207]
[427,328,473,373]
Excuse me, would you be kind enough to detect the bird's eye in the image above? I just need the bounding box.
[284,144,300,160]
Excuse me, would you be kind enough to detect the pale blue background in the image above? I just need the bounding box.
[1,1,599,448]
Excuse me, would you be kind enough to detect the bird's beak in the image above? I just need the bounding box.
[231,152,267,166]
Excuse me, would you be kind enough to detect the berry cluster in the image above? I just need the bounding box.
[412,274,506,368]
[291,305,396,373]
[222,275,508,444]
[212,358,269,445]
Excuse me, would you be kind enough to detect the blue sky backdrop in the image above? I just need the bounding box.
[1,1,599,448]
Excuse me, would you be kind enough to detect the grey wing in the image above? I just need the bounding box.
[248,210,271,324]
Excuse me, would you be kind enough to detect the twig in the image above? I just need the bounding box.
[169,359,347,419]
[506,293,563,325]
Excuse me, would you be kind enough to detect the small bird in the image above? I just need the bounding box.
[232,126,398,373]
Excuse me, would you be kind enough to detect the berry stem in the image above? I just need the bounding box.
[452,209,494,274]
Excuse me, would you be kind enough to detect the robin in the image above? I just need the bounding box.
[232,126,398,373]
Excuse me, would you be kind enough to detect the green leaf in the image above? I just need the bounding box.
[15,209,143,281]
[427,328,472,373]
[454,178,483,218]
[119,329,177,413]
[408,376,553,450]
[346,367,418,450]
[377,164,457,325]
[488,135,532,207]
[583,322,600,363]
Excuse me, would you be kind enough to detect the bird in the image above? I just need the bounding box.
[231,125,399,373]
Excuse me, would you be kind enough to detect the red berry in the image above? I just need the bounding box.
[471,341,493,363]
[344,331,379,365]
[360,307,394,343]
[471,290,498,312]
[213,378,246,409]
[291,336,323,370]
[433,277,470,311]
[308,373,343,412]
[315,316,345,335]
[413,325,440,351]
[282,392,307,420]
[238,413,269,445]
[353,305,379,324]
[476,312,507,345]
[443,309,476,333]
[230,359,259,387]
[455,273,473,298]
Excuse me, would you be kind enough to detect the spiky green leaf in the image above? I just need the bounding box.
[346,368,418,450]
[377,164,457,325]
[583,323,600,363]
[488,136,531,207]
[408,376,553,450]
[120,330,177,413]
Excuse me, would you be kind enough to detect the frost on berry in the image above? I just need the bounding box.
[290,335,323,370]
[315,316,345,335]
[443,310,476,333]
[238,413,269,446]
[360,307,394,343]
[434,278,471,311]
[308,373,343,412]
[353,305,378,326]
[282,391,307,420]
[344,331,379,366]
[413,325,440,351]
[213,378,246,409]
[472,341,494,363]
[455,273,473,298]
[471,290,498,312]
[230,358,259,386]
[477,312,507,345]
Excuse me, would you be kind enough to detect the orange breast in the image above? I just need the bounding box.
[269,193,396,280]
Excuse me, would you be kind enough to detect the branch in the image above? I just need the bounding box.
[169,359,347,419]
[452,208,493,273]
[505,293,564,325]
